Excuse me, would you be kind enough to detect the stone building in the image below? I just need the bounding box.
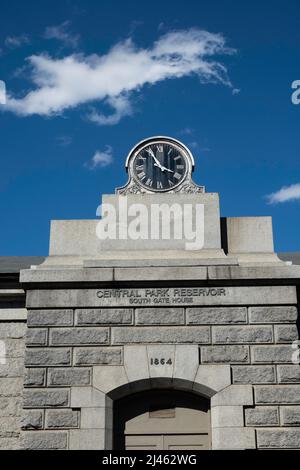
[0,136,299,450]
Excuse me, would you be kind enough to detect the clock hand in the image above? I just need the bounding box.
[160,166,174,173]
[146,148,164,169]
[154,163,174,173]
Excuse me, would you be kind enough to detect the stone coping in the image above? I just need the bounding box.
[20,264,300,283]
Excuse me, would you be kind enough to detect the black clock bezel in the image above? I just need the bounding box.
[127,136,193,193]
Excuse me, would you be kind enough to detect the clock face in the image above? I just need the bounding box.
[132,141,188,192]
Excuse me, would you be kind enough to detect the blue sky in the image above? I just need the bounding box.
[0,0,300,255]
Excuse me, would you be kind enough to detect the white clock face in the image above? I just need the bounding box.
[132,140,188,192]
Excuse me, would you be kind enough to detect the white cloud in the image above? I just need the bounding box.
[266,183,300,204]
[88,94,133,125]
[85,146,113,169]
[5,34,30,49]
[4,28,235,124]
[44,21,80,48]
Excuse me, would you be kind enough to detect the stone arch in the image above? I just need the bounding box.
[69,345,255,450]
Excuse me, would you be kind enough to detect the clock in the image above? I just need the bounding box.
[117,136,204,194]
[132,139,188,192]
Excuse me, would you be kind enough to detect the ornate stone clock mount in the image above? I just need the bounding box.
[116,136,205,194]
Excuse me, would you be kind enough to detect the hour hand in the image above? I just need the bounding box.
[161,166,174,173]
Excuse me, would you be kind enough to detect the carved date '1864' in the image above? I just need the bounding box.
[150,358,173,366]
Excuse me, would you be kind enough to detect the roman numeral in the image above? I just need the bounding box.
[174,155,181,161]
[138,171,146,180]
[157,181,163,189]
[146,178,153,187]
[176,164,184,169]
[136,164,144,171]
[156,144,163,152]
[174,172,181,180]
[168,179,174,187]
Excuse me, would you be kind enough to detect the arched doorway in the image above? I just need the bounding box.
[113,388,211,450]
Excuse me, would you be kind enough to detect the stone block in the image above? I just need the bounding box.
[26,328,48,347]
[0,437,21,450]
[25,348,71,366]
[48,368,91,386]
[112,326,210,344]
[0,416,21,435]
[208,265,300,280]
[26,286,297,308]
[226,216,274,253]
[70,386,106,408]
[69,428,105,450]
[280,406,300,425]
[212,427,255,450]
[93,365,128,395]
[114,267,208,281]
[211,385,253,407]
[212,326,273,344]
[21,267,113,283]
[24,368,46,387]
[0,357,24,378]
[193,365,231,396]
[0,378,23,396]
[0,396,22,417]
[245,407,279,426]
[257,428,300,448]
[277,365,300,383]
[136,308,184,325]
[0,308,27,321]
[23,431,68,449]
[76,309,132,325]
[0,323,26,339]
[255,385,300,404]
[27,309,73,327]
[187,307,247,324]
[201,345,249,363]
[73,347,122,366]
[173,345,199,385]
[123,345,149,387]
[147,345,175,379]
[45,409,79,428]
[249,306,298,324]
[211,406,244,427]
[251,345,293,363]
[49,328,109,346]
[274,325,299,343]
[0,338,25,365]
[23,389,69,408]
[232,366,275,384]
[81,407,106,429]
[21,410,43,430]
[2,338,25,358]
[100,192,221,252]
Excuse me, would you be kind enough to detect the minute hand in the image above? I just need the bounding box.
[146,148,164,170]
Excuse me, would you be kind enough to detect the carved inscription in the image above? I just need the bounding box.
[96,287,226,305]
[150,358,173,366]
